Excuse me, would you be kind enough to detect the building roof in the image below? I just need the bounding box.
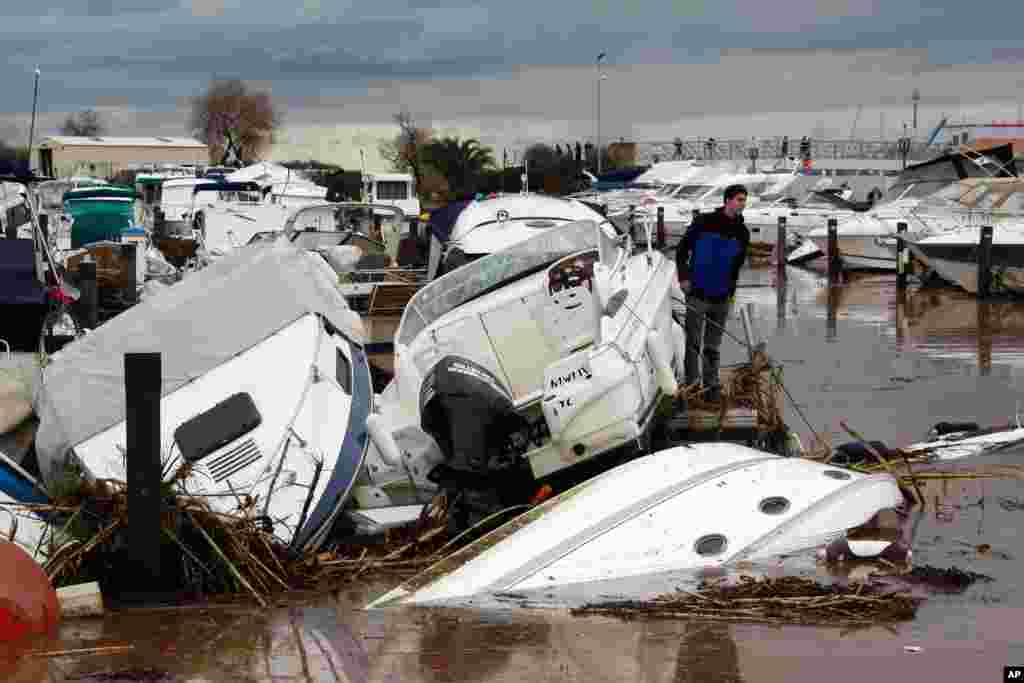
[38,136,208,149]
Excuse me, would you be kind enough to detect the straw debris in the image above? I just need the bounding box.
[571,575,923,626]
[31,466,457,604]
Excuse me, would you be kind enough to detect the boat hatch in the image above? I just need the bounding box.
[173,392,263,463]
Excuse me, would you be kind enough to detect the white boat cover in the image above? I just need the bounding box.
[32,241,365,487]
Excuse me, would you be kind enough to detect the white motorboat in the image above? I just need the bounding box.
[273,202,431,378]
[348,218,687,535]
[32,242,371,552]
[904,223,1024,295]
[806,149,1021,271]
[441,194,605,273]
[365,442,903,607]
[613,171,796,248]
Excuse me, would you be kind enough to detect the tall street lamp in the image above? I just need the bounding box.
[27,67,41,173]
[596,52,606,175]
[911,88,920,139]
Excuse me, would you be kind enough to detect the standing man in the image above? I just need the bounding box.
[675,184,750,403]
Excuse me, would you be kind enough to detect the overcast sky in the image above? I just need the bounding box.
[2,0,1024,169]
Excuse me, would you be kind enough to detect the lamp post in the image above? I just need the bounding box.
[27,68,40,173]
[596,52,606,175]
[911,88,920,139]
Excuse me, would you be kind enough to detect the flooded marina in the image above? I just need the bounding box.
[4,263,1024,681]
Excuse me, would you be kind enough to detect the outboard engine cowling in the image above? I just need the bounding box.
[420,355,524,481]
[419,355,532,531]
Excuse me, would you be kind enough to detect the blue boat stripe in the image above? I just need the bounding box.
[291,340,372,551]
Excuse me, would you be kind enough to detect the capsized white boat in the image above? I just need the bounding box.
[365,442,903,608]
[32,242,370,553]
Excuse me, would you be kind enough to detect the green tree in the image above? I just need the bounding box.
[421,137,496,195]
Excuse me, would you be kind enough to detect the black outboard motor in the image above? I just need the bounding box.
[420,355,533,530]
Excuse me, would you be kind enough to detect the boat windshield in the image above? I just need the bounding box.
[396,219,600,345]
[884,180,952,202]
[677,184,713,199]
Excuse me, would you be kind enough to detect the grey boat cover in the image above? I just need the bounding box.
[33,240,365,487]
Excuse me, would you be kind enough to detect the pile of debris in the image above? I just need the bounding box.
[572,575,923,627]
[36,467,458,607]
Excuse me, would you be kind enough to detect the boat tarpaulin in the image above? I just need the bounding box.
[32,241,365,486]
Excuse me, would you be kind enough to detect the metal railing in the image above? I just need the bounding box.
[636,138,933,164]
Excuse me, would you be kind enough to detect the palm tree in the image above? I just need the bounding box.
[422,137,496,195]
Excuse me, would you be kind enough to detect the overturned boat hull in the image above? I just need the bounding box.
[366,442,903,608]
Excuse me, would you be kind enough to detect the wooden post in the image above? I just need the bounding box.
[656,206,666,249]
[896,221,908,290]
[826,284,839,341]
[827,218,840,285]
[977,225,994,299]
[78,257,98,329]
[123,242,138,306]
[776,216,787,284]
[124,352,163,601]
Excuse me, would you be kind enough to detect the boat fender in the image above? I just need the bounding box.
[817,538,912,565]
[931,421,980,437]
[670,321,686,381]
[646,329,678,396]
[366,414,402,467]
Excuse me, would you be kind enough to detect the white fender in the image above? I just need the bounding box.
[646,329,678,396]
[671,320,686,381]
[366,413,402,467]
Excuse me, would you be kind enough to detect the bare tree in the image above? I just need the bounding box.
[378,109,432,188]
[61,109,106,137]
[188,79,282,166]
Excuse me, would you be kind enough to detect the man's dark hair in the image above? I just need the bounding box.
[723,184,748,202]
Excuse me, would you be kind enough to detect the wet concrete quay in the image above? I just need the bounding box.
[7,263,1024,682]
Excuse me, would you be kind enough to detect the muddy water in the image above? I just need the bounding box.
[7,266,1024,682]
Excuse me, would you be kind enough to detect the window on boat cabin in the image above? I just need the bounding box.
[676,184,712,199]
[375,181,408,200]
[335,348,352,394]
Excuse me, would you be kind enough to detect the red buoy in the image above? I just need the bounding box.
[0,542,60,642]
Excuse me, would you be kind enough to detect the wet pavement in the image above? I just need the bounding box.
[7,264,1024,682]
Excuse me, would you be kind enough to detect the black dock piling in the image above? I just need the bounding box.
[977,225,994,299]
[78,257,98,329]
[656,206,666,249]
[826,218,841,285]
[776,217,787,285]
[896,221,908,290]
[123,242,138,306]
[123,352,165,603]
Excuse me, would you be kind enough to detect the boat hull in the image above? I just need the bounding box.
[906,241,1024,295]
[366,442,903,607]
